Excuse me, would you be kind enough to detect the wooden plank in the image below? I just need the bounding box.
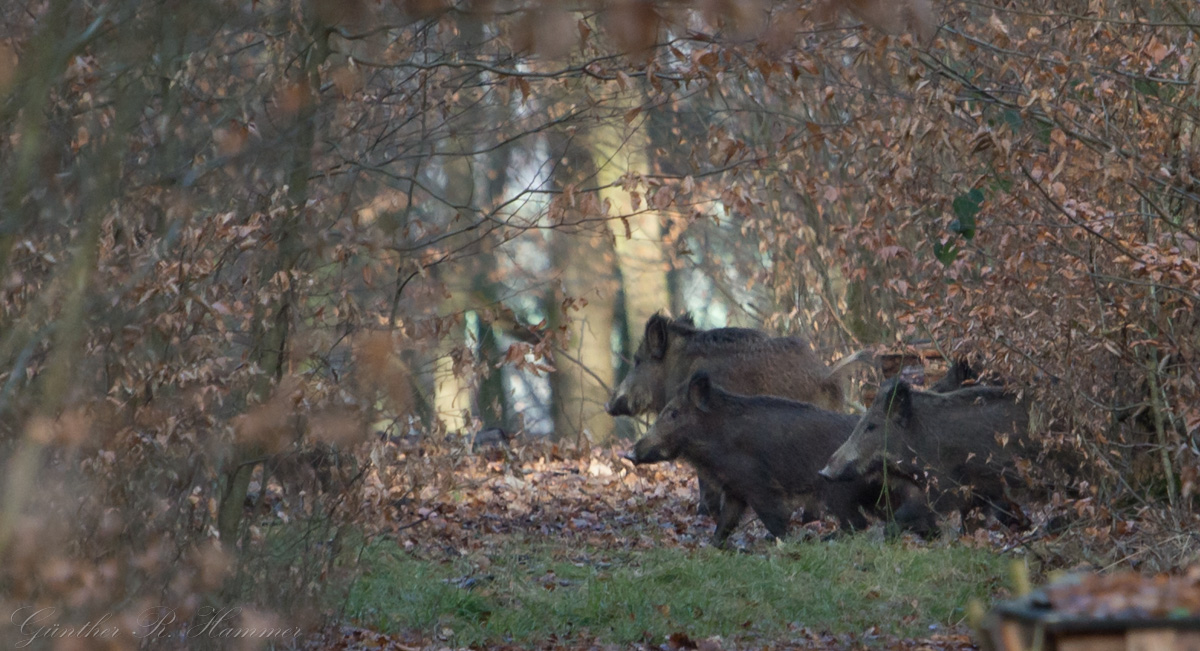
[997,620,1027,651]
[1126,630,1175,651]
[1056,633,1126,651]
[1175,631,1200,651]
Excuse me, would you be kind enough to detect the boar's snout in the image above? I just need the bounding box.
[628,436,669,465]
[819,460,858,482]
[605,395,632,417]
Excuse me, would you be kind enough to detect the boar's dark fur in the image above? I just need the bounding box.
[629,372,880,547]
[820,379,1031,534]
[609,312,869,515]
[607,313,859,417]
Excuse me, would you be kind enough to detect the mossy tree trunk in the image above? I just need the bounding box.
[548,132,618,445]
[592,91,670,334]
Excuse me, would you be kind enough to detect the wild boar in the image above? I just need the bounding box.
[819,379,1030,533]
[607,313,864,417]
[608,312,869,514]
[626,371,879,547]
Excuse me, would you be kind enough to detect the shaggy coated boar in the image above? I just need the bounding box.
[627,372,879,547]
[608,312,868,514]
[819,379,1030,533]
[607,313,863,417]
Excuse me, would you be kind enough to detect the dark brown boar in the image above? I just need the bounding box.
[608,312,869,514]
[819,379,1030,533]
[626,371,879,547]
[607,313,863,417]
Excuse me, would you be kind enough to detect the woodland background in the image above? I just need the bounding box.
[1,0,1199,648]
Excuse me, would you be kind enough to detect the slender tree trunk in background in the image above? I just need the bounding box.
[0,0,70,326]
[585,97,669,442]
[593,95,670,330]
[430,149,476,436]
[548,134,617,445]
[216,20,327,544]
[472,172,515,431]
[646,103,691,319]
[1170,49,1200,360]
[1143,49,1200,506]
[844,278,887,345]
[0,2,141,553]
[473,302,511,429]
[0,203,107,556]
[427,14,518,437]
[550,229,619,445]
[471,83,518,432]
[764,185,809,336]
[1182,54,1200,379]
[599,99,670,440]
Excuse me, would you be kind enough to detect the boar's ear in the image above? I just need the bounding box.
[646,313,670,360]
[687,371,716,413]
[675,312,696,328]
[881,380,915,426]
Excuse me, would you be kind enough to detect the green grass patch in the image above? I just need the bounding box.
[347,534,1008,646]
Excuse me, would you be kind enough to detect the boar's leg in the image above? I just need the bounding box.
[891,500,939,539]
[977,493,1029,531]
[819,484,869,532]
[712,495,747,548]
[695,472,724,517]
[871,478,938,538]
[955,478,1028,534]
[747,498,792,541]
[882,479,939,538]
[958,500,988,535]
[797,494,822,524]
[996,499,1030,530]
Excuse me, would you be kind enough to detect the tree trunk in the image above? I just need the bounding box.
[427,14,518,437]
[548,133,618,445]
[216,18,326,545]
[593,92,671,329]
[0,1,141,554]
[429,147,476,437]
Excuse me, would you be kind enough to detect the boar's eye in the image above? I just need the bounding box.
[865,423,877,432]
[667,408,679,419]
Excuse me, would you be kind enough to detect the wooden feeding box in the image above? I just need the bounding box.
[862,343,950,404]
[986,572,1200,651]
[878,344,948,384]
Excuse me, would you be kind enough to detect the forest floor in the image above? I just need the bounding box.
[293,442,1200,650]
